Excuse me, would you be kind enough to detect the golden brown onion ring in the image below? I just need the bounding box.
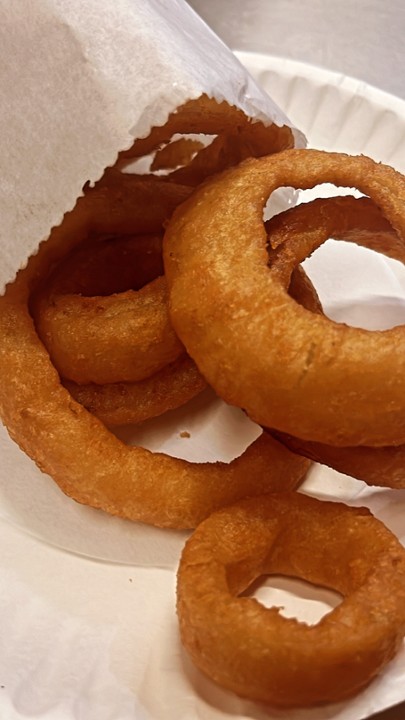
[119,94,294,185]
[272,431,405,489]
[265,195,405,488]
[34,230,206,421]
[177,492,405,706]
[32,177,191,385]
[0,204,310,527]
[164,149,405,447]
[35,274,183,385]
[64,266,317,426]
[266,195,402,283]
[64,355,206,427]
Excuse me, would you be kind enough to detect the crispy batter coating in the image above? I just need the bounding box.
[64,355,206,426]
[177,493,405,706]
[274,431,405,488]
[164,149,405,447]
[119,94,294,185]
[266,195,405,487]
[35,274,183,385]
[32,180,191,385]
[0,210,309,526]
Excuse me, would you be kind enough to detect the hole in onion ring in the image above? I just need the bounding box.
[268,185,405,330]
[263,186,297,220]
[303,241,405,330]
[123,133,215,176]
[112,388,262,462]
[241,574,343,625]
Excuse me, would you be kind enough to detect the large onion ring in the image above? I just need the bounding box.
[164,149,405,447]
[265,194,405,488]
[177,492,405,706]
[0,209,310,527]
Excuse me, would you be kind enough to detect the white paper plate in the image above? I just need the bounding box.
[2,55,405,720]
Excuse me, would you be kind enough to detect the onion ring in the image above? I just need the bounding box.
[118,94,294,185]
[34,273,183,385]
[0,204,310,527]
[177,492,405,706]
[265,194,405,488]
[33,229,207,421]
[32,175,192,385]
[64,355,206,427]
[272,431,405,489]
[64,266,317,426]
[266,195,401,283]
[164,149,405,447]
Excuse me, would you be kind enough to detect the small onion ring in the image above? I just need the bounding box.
[64,266,317,426]
[64,355,206,427]
[32,178,191,385]
[164,149,405,447]
[34,274,183,385]
[118,94,294,185]
[177,492,405,707]
[33,230,206,422]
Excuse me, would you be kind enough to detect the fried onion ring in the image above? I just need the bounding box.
[63,266,317,426]
[34,274,183,385]
[265,194,405,488]
[266,195,401,283]
[0,197,310,527]
[32,178,191,385]
[64,355,206,427]
[164,149,405,447]
[273,431,405,489]
[33,228,206,422]
[177,492,405,706]
[118,94,294,185]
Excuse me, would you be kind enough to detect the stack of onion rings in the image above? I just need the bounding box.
[163,148,405,707]
[4,126,405,708]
